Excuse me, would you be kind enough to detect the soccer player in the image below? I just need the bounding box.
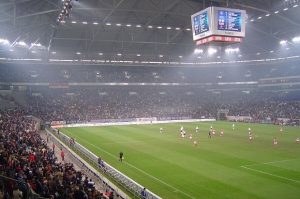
[273,137,278,145]
[189,134,193,140]
[220,130,224,136]
[160,127,163,134]
[195,126,199,133]
[208,130,212,138]
[296,138,299,144]
[232,123,235,131]
[279,127,283,132]
[249,134,253,141]
[212,129,216,136]
[193,140,198,146]
[248,128,252,136]
[119,152,124,162]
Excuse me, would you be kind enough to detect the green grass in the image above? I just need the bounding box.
[61,122,300,199]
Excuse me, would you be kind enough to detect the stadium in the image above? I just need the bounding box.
[0,0,300,198]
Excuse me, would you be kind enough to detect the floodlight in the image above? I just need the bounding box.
[292,36,300,43]
[194,48,204,54]
[207,48,217,55]
[279,40,287,45]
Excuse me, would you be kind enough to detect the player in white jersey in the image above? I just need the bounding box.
[189,134,193,140]
[273,137,278,145]
[195,126,199,133]
[193,140,198,146]
[296,138,299,144]
[160,127,163,134]
[220,130,224,136]
[232,123,235,130]
[248,128,252,136]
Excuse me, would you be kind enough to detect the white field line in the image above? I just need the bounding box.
[240,166,300,184]
[242,159,298,167]
[64,129,196,199]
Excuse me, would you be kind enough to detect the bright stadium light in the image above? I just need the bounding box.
[0,39,10,45]
[157,26,162,29]
[105,22,111,26]
[292,36,300,43]
[186,28,191,31]
[293,4,298,8]
[76,52,81,55]
[93,22,98,25]
[257,16,262,19]
[116,23,122,26]
[166,27,172,30]
[225,48,239,53]
[194,48,204,54]
[250,19,254,22]
[279,40,287,45]
[136,24,142,28]
[283,8,288,11]
[71,21,77,24]
[16,41,28,47]
[51,51,56,54]
[136,54,141,57]
[179,55,183,58]
[117,53,122,56]
[159,54,164,58]
[148,25,153,28]
[274,11,279,14]
[175,27,181,30]
[126,24,132,27]
[265,13,271,17]
[207,48,217,55]
[98,52,103,55]
[82,21,88,24]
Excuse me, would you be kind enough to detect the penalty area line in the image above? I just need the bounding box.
[240,166,300,184]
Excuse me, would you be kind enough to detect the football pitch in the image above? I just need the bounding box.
[61,122,300,199]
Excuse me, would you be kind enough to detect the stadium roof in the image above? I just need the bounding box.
[0,0,299,64]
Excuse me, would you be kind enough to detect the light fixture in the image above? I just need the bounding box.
[175,27,181,30]
[76,52,81,55]
[136,54,141,57]
[265,13,271,17]
[93,22,98,25]
[117,53,122,56]
[51,51,56,54]
[157,26,162,29]
[293,4,298,8]
[105,22,111,26]
[116,23,122,26]
[136,24,142,28]
[159,54,163,58]
[270,50,274,53]
[71,21,77,24]
[126,24,132,27]
[292,36,300,43]
[98,53,103,55]
[194,48,204,54]
[283,8,288,11]
[0,39,10,45]
[185,28,191,31]
[279,40,287,45]
[257,16,262,19]
[225,48,239,53]
[274,11,279,14]
[148,25,153,28]
[207,48,217,55]
[179,55,183,58]
[166,27,171,30]
[82,21,88,24]
[256,52,261,55]
[250,19,254,22]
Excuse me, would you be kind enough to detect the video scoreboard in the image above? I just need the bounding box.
[191,7,246,42]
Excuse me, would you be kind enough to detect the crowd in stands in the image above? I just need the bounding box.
[23,87,300,124]
[0,110,112,199]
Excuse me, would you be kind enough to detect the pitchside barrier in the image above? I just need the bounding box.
[48,119,216,199]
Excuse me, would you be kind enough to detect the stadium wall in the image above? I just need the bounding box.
[51,118,216,128]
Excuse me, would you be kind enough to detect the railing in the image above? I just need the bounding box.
[47,128,162,199]
[0,174,46,199]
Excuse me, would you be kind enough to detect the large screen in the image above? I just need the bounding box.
[191,7,246,41]
[193,11,209,35]
[217,10,242,32]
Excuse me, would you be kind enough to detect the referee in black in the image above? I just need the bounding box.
[119,152,124,162]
